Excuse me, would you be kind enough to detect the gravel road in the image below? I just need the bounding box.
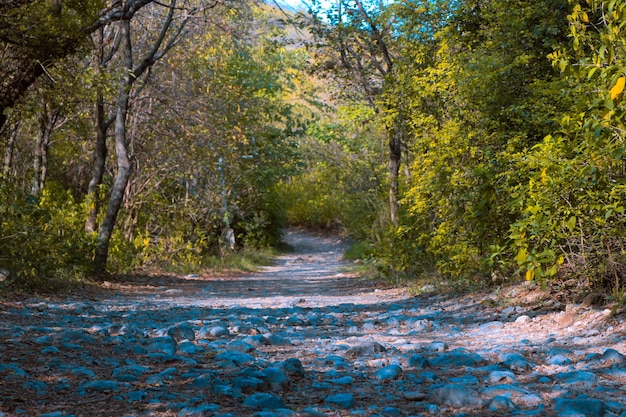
[1,229,625,416]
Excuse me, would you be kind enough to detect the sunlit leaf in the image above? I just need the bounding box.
[610,76,625,99]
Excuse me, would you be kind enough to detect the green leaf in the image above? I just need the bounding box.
[515,248,528,264]
[566,216,577,231]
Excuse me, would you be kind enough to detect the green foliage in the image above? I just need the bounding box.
[510,0,626,291]
[278,104,386,238]
[375,0,570,282]
[0,180,95,291]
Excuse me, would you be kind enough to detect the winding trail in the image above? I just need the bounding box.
[1,229,625,416]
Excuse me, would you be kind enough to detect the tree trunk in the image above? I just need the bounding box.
[31,101,56,195]
[388,129,402,226]
[2,121,19,176]
[93,20,133,275]
[85,96,109,233]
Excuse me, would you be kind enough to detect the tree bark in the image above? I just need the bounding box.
[93,20,133,274]
[388,129,402,226]
[2,121,19,176]
[31,100,58,195]
[85,96,109,233]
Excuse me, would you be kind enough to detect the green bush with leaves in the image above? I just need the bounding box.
[511,0,626,292]
[0,180,95,291]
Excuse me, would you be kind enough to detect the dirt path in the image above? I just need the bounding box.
[1,229,625,417]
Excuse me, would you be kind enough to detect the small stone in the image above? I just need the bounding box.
[407,354,429,368]
[427,384,482,408]
[373,364,402,381]
[178,404,220,416]
[403,391,427,401]
[167,323,196,342]
[243,393,284,410]
[553,398,605,417]
[261,367,290,391]
[488,370,516,384]
[429,348,484,368]
[426,341,448,352]
[498,352,533,371]
[345,342,386,358]
[78,380,122,393]
[328,376,354,385]
[210,326,230,338]
[553,370,596,385]
[486,395,517,411]
[281,358,305,378]
[325,393,355,409]
[599,348,625,363]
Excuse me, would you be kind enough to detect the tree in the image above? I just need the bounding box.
[91,0,218,273]
[0,0,183,133]
[302,0,404,225]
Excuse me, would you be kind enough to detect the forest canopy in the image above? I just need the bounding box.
[1,0,626,296]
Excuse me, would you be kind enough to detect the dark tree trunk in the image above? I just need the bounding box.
[388,129,402,226]
[85,95,110,233]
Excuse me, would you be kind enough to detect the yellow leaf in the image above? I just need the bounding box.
[610,76,625,99]
[525,269,535,281]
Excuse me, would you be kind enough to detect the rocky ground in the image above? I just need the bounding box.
[1,229,626,417]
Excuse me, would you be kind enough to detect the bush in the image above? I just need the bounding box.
[0,180,95,291]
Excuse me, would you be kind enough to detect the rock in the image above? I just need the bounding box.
[546,354,571,365]
[449,374,479,385]
[78,380,123,393]
[178,340,205,354]
[403,391,427,401]
[426,341,448,352]
[553,398,605,417]
[429,348,485,368]
[147,336,177,355]
[178,404,220,416]
[281,358,305,378]
[553,371,596,385]
[373,364,402,381]
[167,322,196,342]
[487,395,517,411]
[515,315,532,324]
[243,393,284,410]
[210,325,230,338]
[328,376,354,385]
[498,352,534,371]
[226,340,256,353]
[266,333,291,346]
[215,351,256,367]
[325,393,355,409]
[599,348,625,363]
[233,376,265,394]
[260,367,290,391]
[427,384,482,408]
[345,342,386,358]
[480,384,530,399]
[488,370,516,384]
[407,354,429,368]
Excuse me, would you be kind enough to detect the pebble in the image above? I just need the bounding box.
[325,393,355,409]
